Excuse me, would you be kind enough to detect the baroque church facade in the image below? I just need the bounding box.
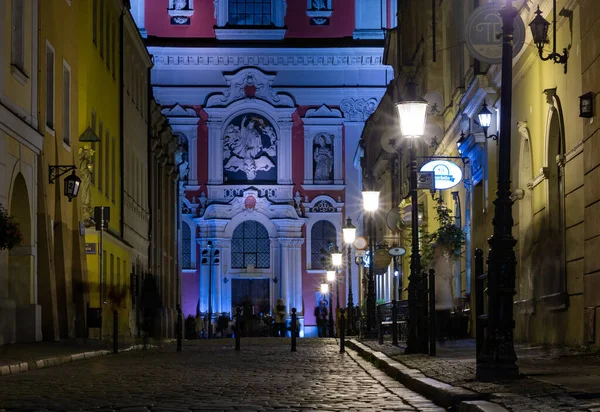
[130,0,394,336]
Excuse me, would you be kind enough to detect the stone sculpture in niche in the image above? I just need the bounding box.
[223,114,278,181]
[313,133,333,181]
[312,0,326,9]
[173,0,188,9]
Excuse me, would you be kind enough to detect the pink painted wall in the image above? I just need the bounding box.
[144,0,355,39]
[145,0,216,38]
[285,0,355,38]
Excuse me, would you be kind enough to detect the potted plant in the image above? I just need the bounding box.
[0,204,23,250]
[421,200,466,267]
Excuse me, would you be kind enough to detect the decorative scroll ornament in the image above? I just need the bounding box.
[223,115,277,181]
[311,200,335,213]
[340,98,379,122]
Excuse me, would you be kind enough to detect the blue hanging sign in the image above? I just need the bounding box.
[465,3,526,65]
[420,160,463,190]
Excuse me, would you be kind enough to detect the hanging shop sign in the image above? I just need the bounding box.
[420,160,463,190]
[464,3,526,65]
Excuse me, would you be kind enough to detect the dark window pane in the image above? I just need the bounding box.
[231,220,271,268]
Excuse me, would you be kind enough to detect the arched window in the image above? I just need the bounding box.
[232,221,270,268]
[181,223,192,269]
[310,220,336,269]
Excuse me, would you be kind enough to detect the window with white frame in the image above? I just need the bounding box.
[11,0,25,70]
[62,61,71,146]
[229,0,271,25]
[46,42,55,130]
[214,0,286,40]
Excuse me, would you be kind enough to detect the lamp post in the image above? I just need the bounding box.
[476,0,519,381]
[396,82,429,355]
[343,218,357,334]
[326,270,336,338]
[202,241,220,339]
[331,247,342,310]
[362,189,380,336]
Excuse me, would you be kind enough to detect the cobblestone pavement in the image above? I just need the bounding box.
[0,338,445,411]
[362,340,600,412]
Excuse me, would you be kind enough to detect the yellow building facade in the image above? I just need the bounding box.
[364,0,596,348]
[77,0,131,339]
[0,0,42,344]
[37,0,90,341]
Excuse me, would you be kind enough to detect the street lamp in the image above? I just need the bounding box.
[343,218,357,334]
[477,0,520,381]
[529,2,569,73]
[331,246,342,311]
[325,272,335,338]
[477,102,498,145]
[362,188,380,336]
[396,81,428,355]
[49,165,81,202]
[202,241,220,339]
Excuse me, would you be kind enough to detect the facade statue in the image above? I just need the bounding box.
[173,0,188,10]
[78,145,95,222]
[313,133,333,181]
[312,0,326,10]
[223,115,277,181]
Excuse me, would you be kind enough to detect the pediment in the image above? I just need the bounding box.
[206,68,295,108]
[161,103,198,118]
[303,104,342,119]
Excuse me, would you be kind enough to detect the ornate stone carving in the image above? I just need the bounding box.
[311,200,335,213]
[313,133,334,181]
[340,98,379,122]
[223,114,278,181]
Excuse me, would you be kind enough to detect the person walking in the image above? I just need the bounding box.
[314,300,328,337]
[274,298,286,337]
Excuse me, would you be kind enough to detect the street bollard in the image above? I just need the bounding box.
[291,308,297,352]
[429,269,436,357]
[391,299,398,346]
[235,307,241,351]
[176,304,182,352]
[113,309,119,354]
[340,308,346,354]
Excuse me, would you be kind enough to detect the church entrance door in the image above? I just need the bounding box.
[232,278,271,336]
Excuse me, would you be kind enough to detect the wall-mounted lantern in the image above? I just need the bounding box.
[49,165,81,202]
[529,3,569,73]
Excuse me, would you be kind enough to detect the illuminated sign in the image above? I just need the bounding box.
[420,160,463,190]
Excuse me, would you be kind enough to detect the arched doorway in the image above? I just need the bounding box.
[230,220,271,336]
[8,173,33,306]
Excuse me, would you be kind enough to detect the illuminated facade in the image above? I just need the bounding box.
[364,0,599,348]
[131,0,395,336]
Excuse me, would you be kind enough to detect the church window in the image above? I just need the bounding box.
[182,223,192,269]
[232,221,270,269]
[228,0,272,26]
[311,220,336,269]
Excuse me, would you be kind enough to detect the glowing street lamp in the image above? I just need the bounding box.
[342,217,357,334]
[326,270,336,282]
[362,191,380,213]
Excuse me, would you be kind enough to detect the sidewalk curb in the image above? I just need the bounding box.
[0,344,155,378]
[347,339,508,411]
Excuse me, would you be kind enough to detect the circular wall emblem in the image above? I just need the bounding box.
[420,160,463,191]
[353,236,368,250]
[464,4,526,65]
[244,196,256,209]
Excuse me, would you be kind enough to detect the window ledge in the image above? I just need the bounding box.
[11,65,29,85]
[307,269,327,274]
[62,140,71,152]
[168,9,194,17]
[45,124,56,136]
[214,28,286,41]
[306,9,332,18]
[301,184,345,191]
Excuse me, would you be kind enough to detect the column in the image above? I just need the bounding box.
[214,238,231,315]
[353,0,386,39]
[279,239,292,313]
[304,134,314,184]
[333,127,343,184]
[207,120,224,185]
[277,120,293,185]
[271,239,282,299]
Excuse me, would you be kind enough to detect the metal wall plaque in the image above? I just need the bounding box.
[465,3,526,65]
[85,243,97,255]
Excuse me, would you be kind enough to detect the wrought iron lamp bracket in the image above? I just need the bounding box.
[49,165,77,184]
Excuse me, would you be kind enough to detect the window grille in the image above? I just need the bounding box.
[310,220,336,269]
[232,221,270,269]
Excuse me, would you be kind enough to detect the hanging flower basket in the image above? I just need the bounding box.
[0,204,23,250]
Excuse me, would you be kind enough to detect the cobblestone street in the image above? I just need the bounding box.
[0,339,444,411]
